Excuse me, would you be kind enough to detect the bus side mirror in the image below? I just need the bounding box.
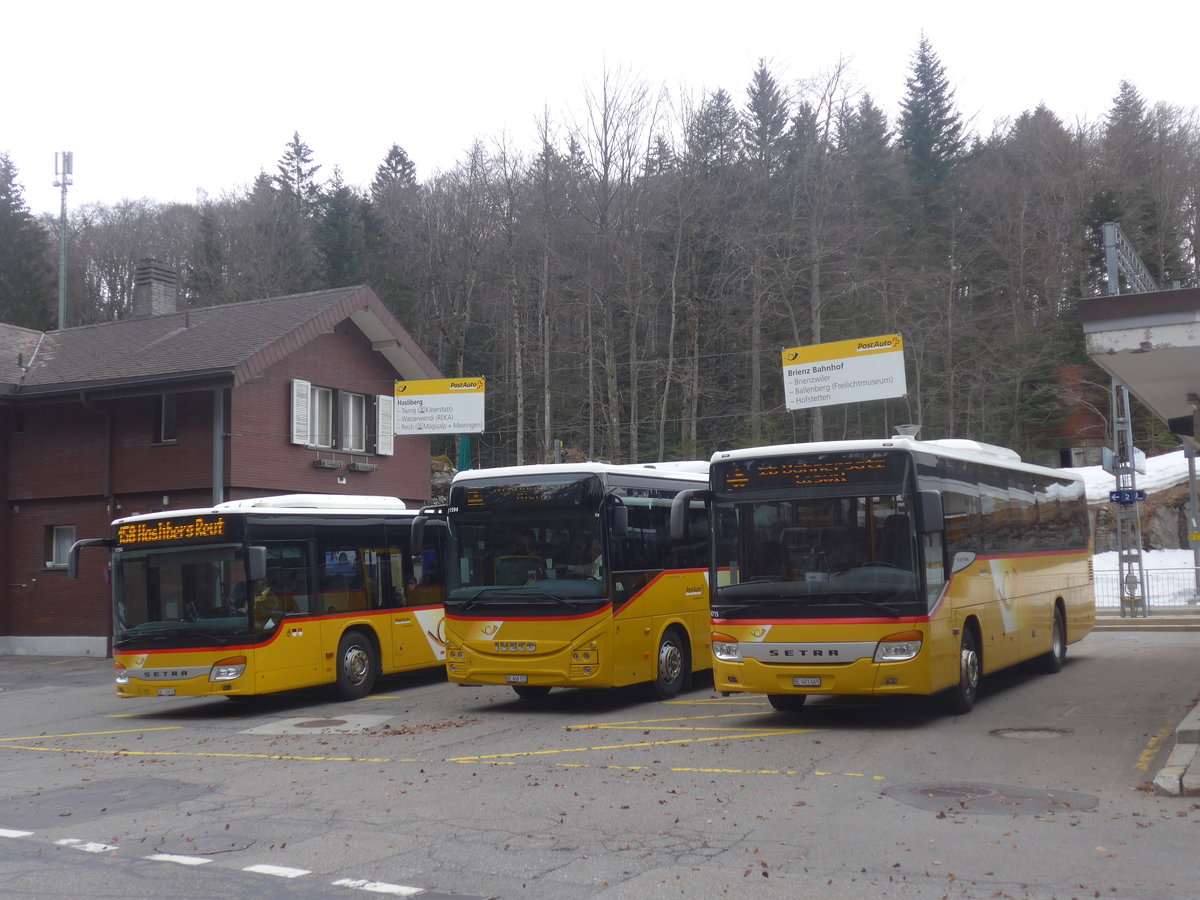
[410,515,426,557]
[247,546,267,582]
[610,504,628,538]
[670,489,708,540]
[67,538,112,579]
[917,490,944,533]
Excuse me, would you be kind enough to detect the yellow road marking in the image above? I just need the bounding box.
[568,710,776,728]
[0,743,401,763]
[1135,724,1175,772]
[1,706,885,780]
[0,727,182,742]
[447,728,816,762]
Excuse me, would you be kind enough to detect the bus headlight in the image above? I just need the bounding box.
[114,662,129,685]
[711,632,742,662]
[209,656,247,682]
[874,631,923,663]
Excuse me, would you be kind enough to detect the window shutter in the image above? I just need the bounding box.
[376,394,394,456]
[291,379,311,445]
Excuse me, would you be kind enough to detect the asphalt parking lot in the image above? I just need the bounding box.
[2,631,1200,899]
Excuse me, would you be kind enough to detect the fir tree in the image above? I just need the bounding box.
[186,203,226,305]
[741,60,790,173]
[370,144,417,201]
[686,88,741,174]
[317,168,366,287]
[0,153,55,329]
[897,35,966,193]
[275,131,323,217]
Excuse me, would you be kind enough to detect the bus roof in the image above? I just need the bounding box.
[452,460,709,485]
[112,494,411,526]
[711,438,1083,482]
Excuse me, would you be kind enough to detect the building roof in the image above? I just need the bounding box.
[0,285,440,399]
[1080,285,1200,435]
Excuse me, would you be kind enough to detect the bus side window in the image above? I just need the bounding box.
[407,543,444,607]
[264,541,311,615]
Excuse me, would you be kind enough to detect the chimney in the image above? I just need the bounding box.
[132,259,179,317]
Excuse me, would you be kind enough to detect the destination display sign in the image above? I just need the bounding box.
[715,452,908,493]
[117,517,227,546]
[781,334,907,410]
[454,478,595,510]
[394,377,485,435]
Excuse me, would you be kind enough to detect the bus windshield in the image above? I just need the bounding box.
[446,474,608,611]
[711,492,926,619]
[113,544,255,648]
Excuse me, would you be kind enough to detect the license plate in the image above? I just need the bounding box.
[506,675,528,685]
[157,688,176,696]
[792,677,821,688]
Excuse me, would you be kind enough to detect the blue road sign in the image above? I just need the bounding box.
[1109,489,1147,504]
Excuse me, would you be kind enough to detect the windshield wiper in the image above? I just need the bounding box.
[455,587,582,612]
[805,594,903,616]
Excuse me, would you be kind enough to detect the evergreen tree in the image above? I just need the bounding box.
[186,203,227,305]
[370,144,417,200]
[275,131,323,217]
[897,35,966,194]
[741,60,790,173]
[1099,81,1187,283]
[687,88,741,174]
[0,153,55,329]
[317,169,367,287]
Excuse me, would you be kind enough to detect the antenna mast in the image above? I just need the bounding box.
[54,151,73,330]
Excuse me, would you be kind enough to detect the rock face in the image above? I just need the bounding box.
[1092,483,1193,552]
[430,458,455,506]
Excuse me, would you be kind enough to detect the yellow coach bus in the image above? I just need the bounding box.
[70,494,447,700]
[670,435,1094,714]
[427,462,711,700]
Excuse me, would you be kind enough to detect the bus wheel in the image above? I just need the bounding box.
[512,685,551,700]
[335,631,377,700]
[767,693,807,712]
[942,629,980,715]
[651,628,687,700]
[1037,608,1067,674]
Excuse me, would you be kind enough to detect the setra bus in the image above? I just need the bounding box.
[69,494,447,700]
[670,435,1094,714]
[429,462,711,700]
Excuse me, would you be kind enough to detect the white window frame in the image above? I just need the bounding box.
[293,379,383,454]
[340,391,366,452]
[309,386,333,448]
[50,525,77,568]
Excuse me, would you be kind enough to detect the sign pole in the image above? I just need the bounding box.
[457,434,471,472]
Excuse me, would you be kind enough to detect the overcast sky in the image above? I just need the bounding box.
[6,1,1197,217]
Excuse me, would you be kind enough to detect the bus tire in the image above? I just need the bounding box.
[512,685,551,700]
[1037,607,1067,674]
[767,693,807,712]
[335,630,377,700]
[651,627,688,700]
[942,628,980,715]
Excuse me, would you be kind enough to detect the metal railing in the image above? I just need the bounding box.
[1094,568,1200,611]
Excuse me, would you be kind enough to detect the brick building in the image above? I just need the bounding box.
[0,272,440,656]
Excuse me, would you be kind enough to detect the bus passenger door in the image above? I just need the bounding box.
[391,535,447,671]
[254,542,324,690]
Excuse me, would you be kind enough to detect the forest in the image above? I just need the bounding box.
[2,39,1197,468]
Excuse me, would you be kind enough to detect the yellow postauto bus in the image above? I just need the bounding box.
[70,494,447,700]
[430,462,711,700]
[670,436,1094,714]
